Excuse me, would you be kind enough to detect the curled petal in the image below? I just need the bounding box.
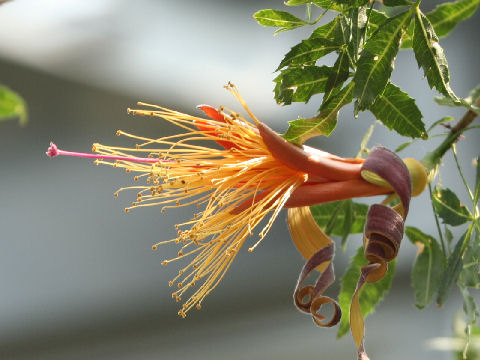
[360,146,411,217]
[287,207,332,272]
[351,146,413,359]
[293,243,341,327]
[364,204,404,262]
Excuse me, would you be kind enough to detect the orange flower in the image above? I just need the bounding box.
[47,83,423,317]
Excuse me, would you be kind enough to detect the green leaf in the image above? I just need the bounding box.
[337,247,397,338]
[366,9,389,38]
[413,8,458,100]
[437,230,470,306]
[427,0,480,38]
[369,82,427,138]
[347,7,368,64]
[253,9,309,34]
[0,85,28,126]
[445,225,454,248]
[427,116,454,132]
[311,200,368,236]
[283,81,353,144]
[333,15,351,47]
[434,84,480,114]
[341,199,354,249]
[310,16,340,40]
[401,21,414,49]
[402,0,480,49]
[286,0,341,9]
[274,66,332,105]
[324,49,350,99]
[395,140,414,152]
[460,230,480,288]
[460,286,478,325]
[277,38,339,70]
[383,0,412,5]
[334,0,368,7]
[406,226,444,309]
[474,156,480,206]
[353,9,412,111]
[432,187,472,226]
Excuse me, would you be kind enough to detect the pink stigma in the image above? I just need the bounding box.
[45,142,159,164]
[46,142,59,158]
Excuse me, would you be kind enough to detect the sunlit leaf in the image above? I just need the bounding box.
[413,8,458,100]
[370,82,427,138]
[403,0,480,49]
[406,226,444,309]
[253,9,309,34]
[366,9,389,38]
[310,16,340,40]
[283,81,353,144]
[435,84,480,114]
[437,230,470,306]
[347,7,368,63]
[432,187,472,226]
[427,0,480,38]
[474,155,480,206]
[274,65,332,105]
[286,0,341,10]
[277,38,339,70]
[324,49,350,99]
[0,85,28,126]
[334,0,368,7]
[337,247,397,338]
[383,0,412,5]
[353,9,412,111]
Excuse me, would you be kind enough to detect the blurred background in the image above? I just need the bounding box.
[0,0,478,359]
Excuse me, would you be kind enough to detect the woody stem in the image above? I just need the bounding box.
[422,96,480,175]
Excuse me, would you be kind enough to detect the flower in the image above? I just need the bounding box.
[46,83,425,318]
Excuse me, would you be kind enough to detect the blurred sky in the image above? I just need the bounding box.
[0,1,479,359]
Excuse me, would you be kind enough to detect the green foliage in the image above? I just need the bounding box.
[277,38,339,70]
[253,9,309,34]
[282,81,353,144]
[435,84,480,114]
[383,0,412,6]
[337,247,397,338]
[311,199,368,249]
[370,83,426,138]
[274,66,332,105]
[0,85,27,126]
[437,230,470,306]
[427,0,480,38]
[402,0,480,48]
[412,8,458,100]
[460,234,480,288]
[406,227,444,309]
[432,187,472,226]
[474,156,480,206]
[353,9,412,111]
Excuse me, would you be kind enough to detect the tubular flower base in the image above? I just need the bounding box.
[46,84,427,359]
